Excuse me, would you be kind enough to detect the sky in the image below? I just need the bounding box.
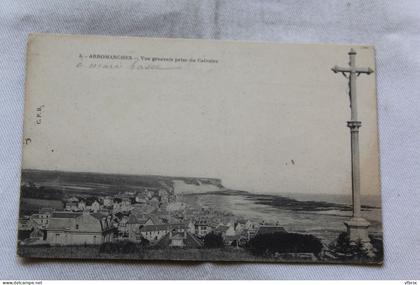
[22,34,380,196]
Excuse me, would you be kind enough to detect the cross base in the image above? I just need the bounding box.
[344,217,371,243]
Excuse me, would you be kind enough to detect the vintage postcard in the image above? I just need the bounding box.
[18,33,382,264]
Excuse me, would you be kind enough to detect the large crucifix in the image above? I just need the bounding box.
[332,48,374,243]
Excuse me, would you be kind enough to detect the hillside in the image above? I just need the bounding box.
[21,169,225,196]
[172,179,224,194]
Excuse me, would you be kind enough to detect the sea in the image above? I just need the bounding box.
[183,192,382,245]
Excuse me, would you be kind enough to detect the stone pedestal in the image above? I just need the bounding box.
[344,217,370,243]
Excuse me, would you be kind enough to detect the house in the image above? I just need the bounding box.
[86,200,101,213]
[40,207,54,215]
[121,196,131,208]
[19,212,48,241]
[234,222,245,233]
[126,215,147,242]
[68,197,79,202]
[213,225,229,236]
[168,232,187,247]
[135,193,147,204]
[112,198,131,214]
[194,219,212,237]
[118,214,155,238]
[18,217,32,231]
[46,211,114,245]
[27,216,45,238]
[31,208,55,229]
[214,224,240,245]
[145,190,153,199]
[225,224,236,236]
[113,196,132,212]
[112,203,122,214]
[112,198,122,212]
[155,230,203,249]
[224,234,242,246]
[160,196,169,206]
[65,197,79,211]
[158,189,169,204]
[123,191,136,197]
[131,204,155,216]
[243,220,260,240]
[117,215,130,238]
[97,209,111,216]
[245,220,258,230]
[187,221,196,234]
[169,223,187,233]
[158,212,182,224]
[149,196,160,208]
[111,216,120,228]
[158,189,168,197]
[139,224,171,243]
[78,200,86,211]
[143,217,156,226]
[103,196,113,207]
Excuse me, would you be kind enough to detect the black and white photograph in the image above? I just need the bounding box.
[1,0,420,283]
[17,34,382,264]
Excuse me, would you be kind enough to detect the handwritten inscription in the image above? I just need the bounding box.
[75,53,218,71]
[130,60,181,71]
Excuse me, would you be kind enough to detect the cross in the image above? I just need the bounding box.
[332,48,374,219]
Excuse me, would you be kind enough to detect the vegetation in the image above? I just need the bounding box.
[18,229,33,241]
[18,245,262,261]
[334,232,367,259]
[369,234,383,261]
[203,233,224,248]
[20,183,64,201]
[19,197,64,216]
[328,232,382,262]
[21,169,224,195]
[99,240,148,254]
[246,232,323,257]
[19,169,382,263]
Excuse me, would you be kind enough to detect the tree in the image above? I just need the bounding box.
[18,229,34,241]
[99,242,119,253]
[369,234,383,261]
[247,232,323,257]
[140,237,150,247]
[329,232,379,262]
[121,241,138,253]
[203,232,224,248]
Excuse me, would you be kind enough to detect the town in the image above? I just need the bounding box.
[18,183,287,251]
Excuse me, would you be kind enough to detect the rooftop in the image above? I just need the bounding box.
[214,225,229,233]
[91,212,108,220]
[50,212,83,219]
[140,224,171,232]
[39,208,55,214]
[256,225,287,235]
[127,215,139,224]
